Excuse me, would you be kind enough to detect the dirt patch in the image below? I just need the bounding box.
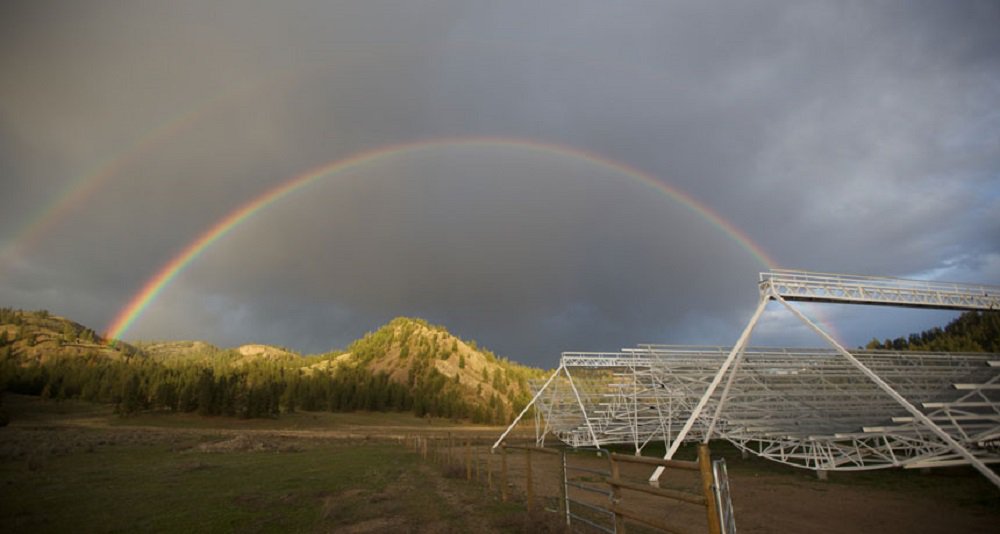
[195,434,301,453]
[0,425,197,463]
[339,516,408,533]
[419,463,495,533]
[176,460,218,473]
[320,488,366,519]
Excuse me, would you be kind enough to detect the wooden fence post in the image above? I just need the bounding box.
[487,451,493,490]
[475,444,481,481]
[501,444,508,502]
[611,454,626,533]
[559,450,569,526]
[466,441,472,481]
[525,448,533,513]
[698,444,722,534]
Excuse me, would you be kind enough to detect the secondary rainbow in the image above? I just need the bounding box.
[104,137,779,341]
[0,75,292,267]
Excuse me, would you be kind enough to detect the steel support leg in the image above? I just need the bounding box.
[564,365,602,448]
[650,294,769,483]
[493,365,563,450]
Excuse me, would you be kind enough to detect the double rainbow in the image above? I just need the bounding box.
[104,137,777,341]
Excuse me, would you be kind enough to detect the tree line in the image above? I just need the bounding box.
[0,353,512,423]
[865,311,1000,352]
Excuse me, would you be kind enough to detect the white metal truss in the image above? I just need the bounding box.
[494,270,1000,489]
[512,346,997,470]
[761,269,1000,310]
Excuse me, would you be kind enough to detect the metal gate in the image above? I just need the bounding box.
[560,444,735,534]
[712,458,736,534]
[562,448,616,533]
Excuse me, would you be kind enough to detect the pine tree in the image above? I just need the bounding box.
[62,322,75,343]
[196,369,215,416]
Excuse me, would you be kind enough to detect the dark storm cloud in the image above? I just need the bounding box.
[1,1,998,366]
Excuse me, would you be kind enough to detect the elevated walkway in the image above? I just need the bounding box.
[761,269,1000,310]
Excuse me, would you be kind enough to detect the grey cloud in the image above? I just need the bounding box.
[1,1,998,365]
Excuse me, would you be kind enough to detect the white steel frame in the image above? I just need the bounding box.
[494,270,1000,489]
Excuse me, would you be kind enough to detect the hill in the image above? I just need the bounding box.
[865,311,1000,352]
[136,340,299,367]
[136,340,220,360]
[0,308,544,423]
[319,317,542,421]
[0,308,140,363]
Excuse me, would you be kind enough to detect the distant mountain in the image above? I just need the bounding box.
[0,308,544,422]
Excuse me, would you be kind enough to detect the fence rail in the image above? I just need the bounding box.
[404,434,733,534]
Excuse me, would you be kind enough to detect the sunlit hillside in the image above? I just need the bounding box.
[0,309,544,423]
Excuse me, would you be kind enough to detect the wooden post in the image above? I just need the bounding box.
[487,451,493,490]
[473,444,479,481]
[611,454,626,533]
[501,444,508,502]
[525,448,533,513]
[698,444,722,534]
[559,450,569,526]
[466,440,472,481]
[421,437,428,460]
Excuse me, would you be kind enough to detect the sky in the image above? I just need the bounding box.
[1,1,998,367]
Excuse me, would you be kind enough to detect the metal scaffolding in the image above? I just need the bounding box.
[494,270,1000,488]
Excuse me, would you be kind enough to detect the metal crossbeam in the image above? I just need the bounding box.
[761,269,1000,310]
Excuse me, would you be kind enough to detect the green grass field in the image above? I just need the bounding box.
[5,441,415,532]
[0,395,548,533]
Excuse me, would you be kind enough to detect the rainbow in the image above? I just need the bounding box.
[0,39,700,270]
[0,116,197,266]
[104,137,779,341]
[0,76,291,267]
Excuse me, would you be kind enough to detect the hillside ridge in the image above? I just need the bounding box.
[0,309,543,422]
